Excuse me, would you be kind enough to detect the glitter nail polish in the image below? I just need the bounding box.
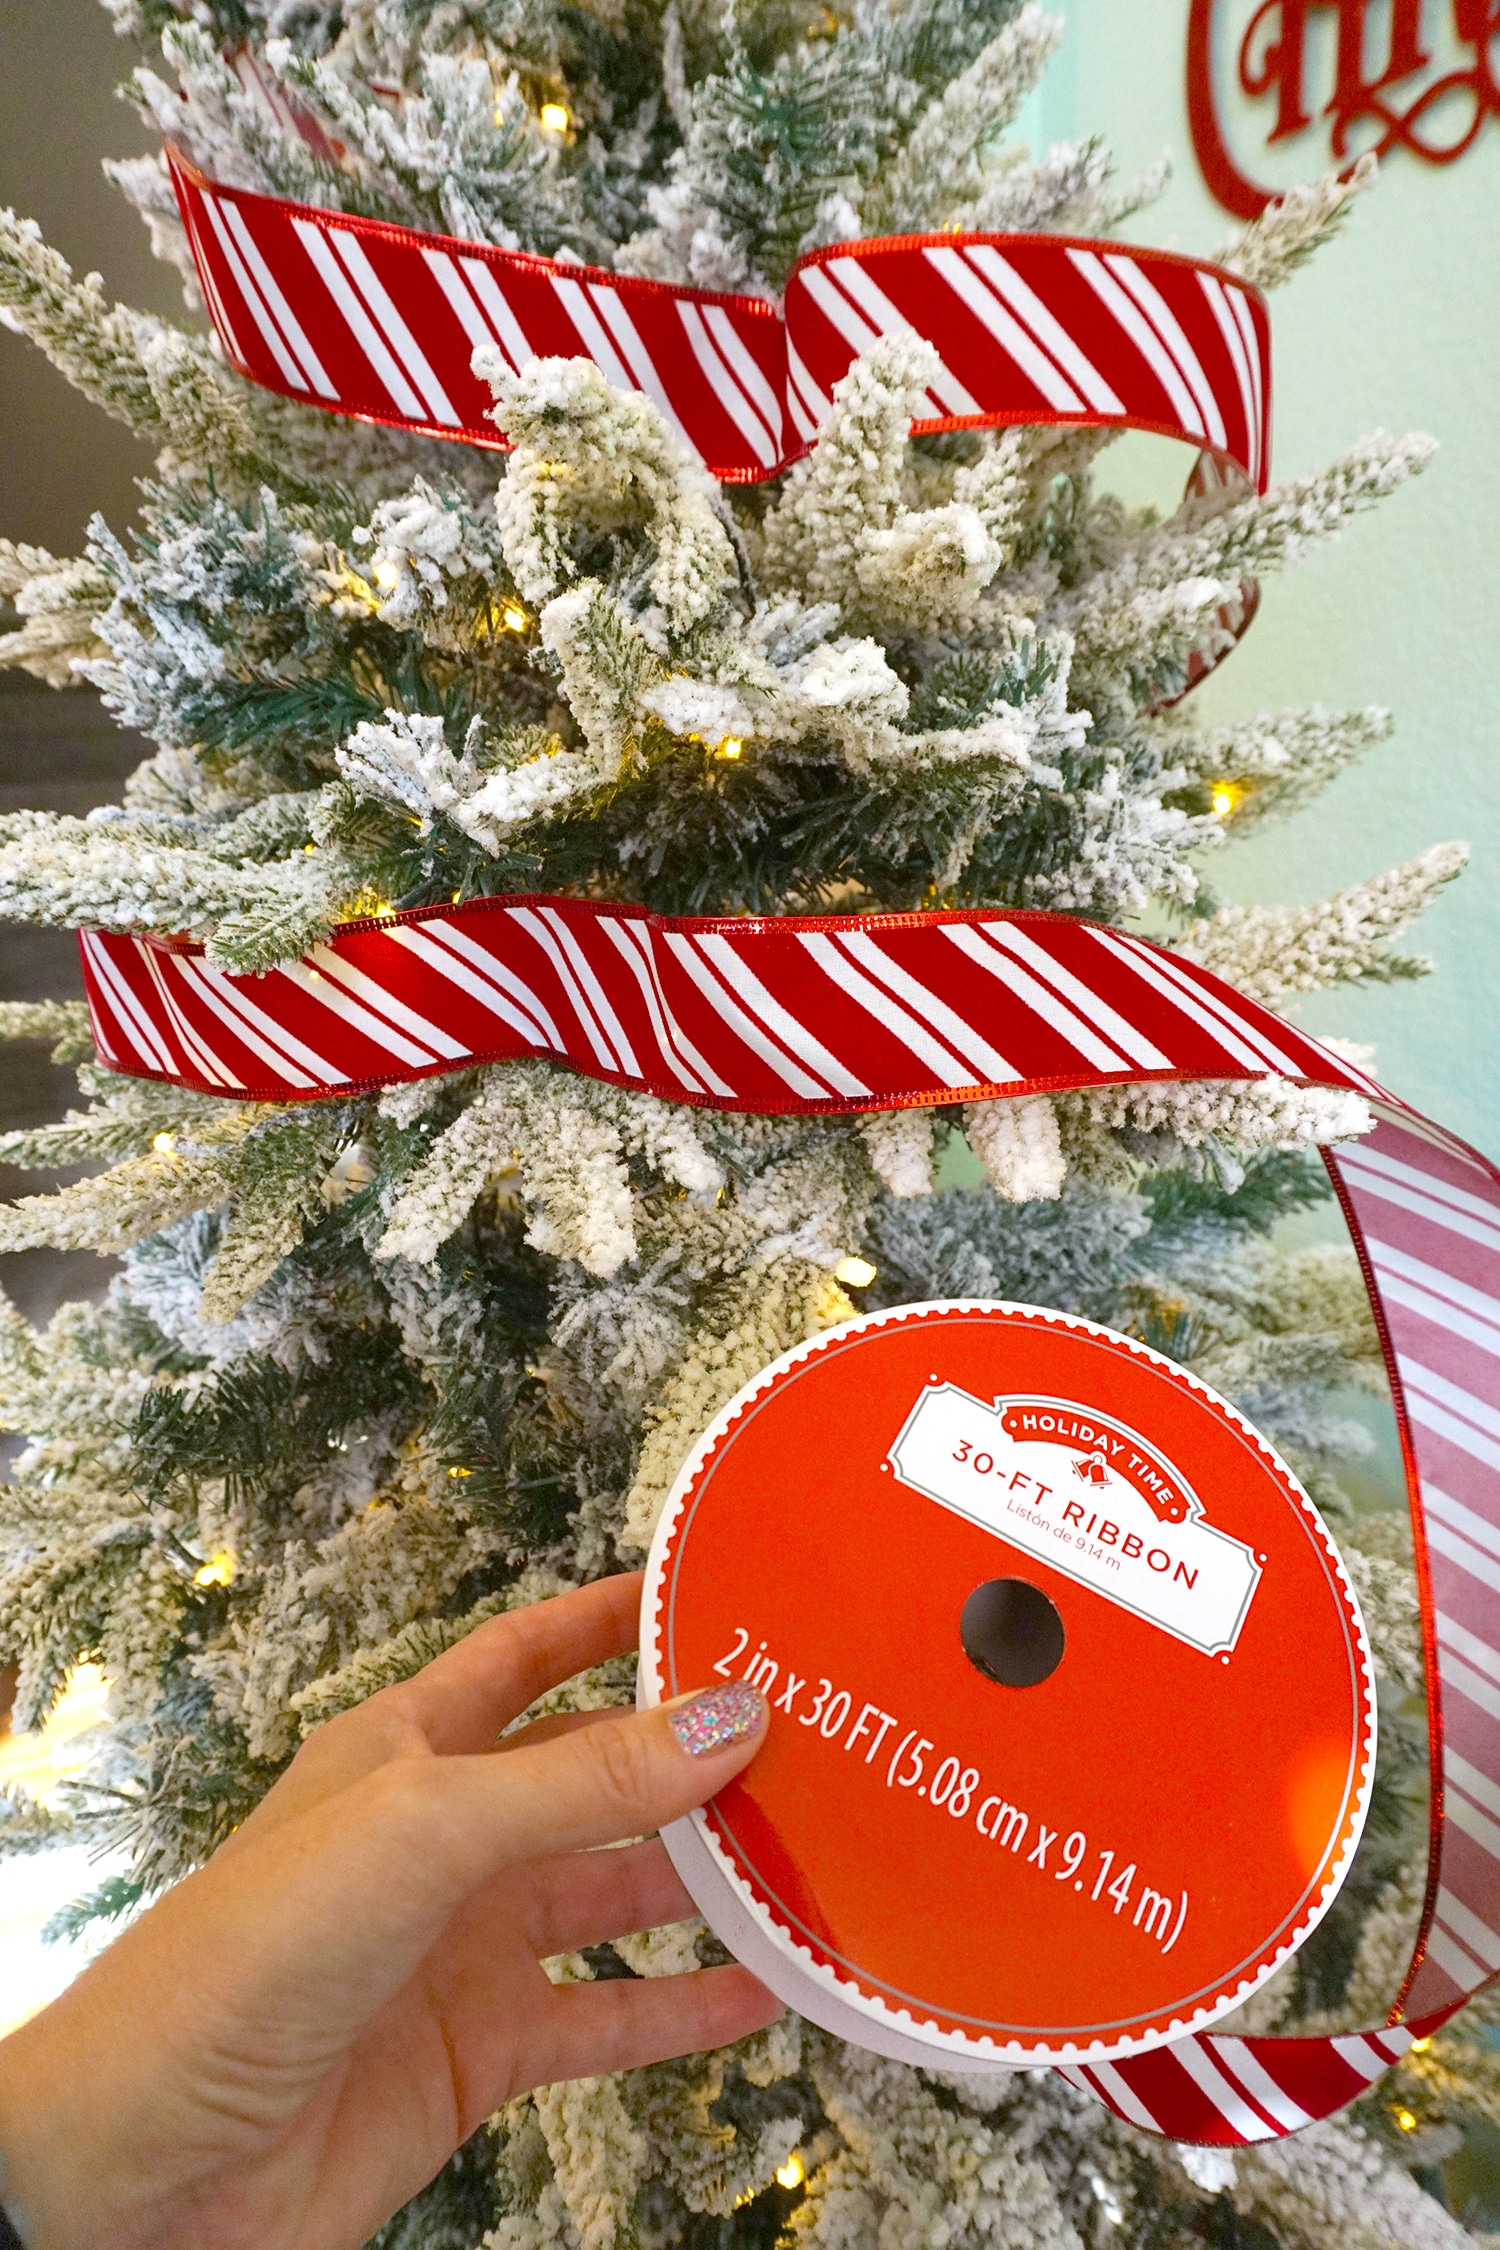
[667,1681,765,1756]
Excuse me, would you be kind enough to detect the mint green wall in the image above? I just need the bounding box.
[1031,11,1500,1160]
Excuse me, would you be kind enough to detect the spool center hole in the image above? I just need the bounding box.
[961,1578,1064,1688]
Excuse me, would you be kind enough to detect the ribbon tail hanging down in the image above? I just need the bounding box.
[1079,1096,1500,2145]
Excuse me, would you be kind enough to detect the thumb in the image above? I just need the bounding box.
[429,1679,769,1884]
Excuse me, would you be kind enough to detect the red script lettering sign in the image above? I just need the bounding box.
[1187,0,1500,219]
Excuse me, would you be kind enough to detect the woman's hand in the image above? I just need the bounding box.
[0,1573,776,2250]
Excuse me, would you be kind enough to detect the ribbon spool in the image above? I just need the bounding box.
[638,1299,1377,2073]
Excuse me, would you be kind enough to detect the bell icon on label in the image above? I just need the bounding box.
[1074,1450,1110,1487]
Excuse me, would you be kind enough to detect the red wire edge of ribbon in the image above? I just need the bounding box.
[76,896,1500,2143]
[164,144,1271,493]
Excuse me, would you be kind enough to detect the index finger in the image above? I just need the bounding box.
[237,1575,647,1848]
[365,1572,644,1756]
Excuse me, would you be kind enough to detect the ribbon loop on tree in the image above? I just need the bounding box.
[166,145,1270,491]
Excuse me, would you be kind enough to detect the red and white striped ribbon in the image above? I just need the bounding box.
[76,898,1500,2139]
[77,899,1356,1113]
[165,146,1270,490]
[1072,1097,1500,2142]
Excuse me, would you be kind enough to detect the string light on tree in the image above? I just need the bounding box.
[0,1666,111,1807]
[539,103,569,134]
[834,1256,877,1287]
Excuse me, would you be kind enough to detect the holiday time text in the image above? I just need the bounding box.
[887,1381,1263,1659]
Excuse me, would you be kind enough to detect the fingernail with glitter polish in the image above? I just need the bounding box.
[667,1682,766,1757]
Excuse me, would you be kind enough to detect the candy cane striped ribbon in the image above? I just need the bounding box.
[77,899,1500,2138]
[165,146,1271,491]
[77,900,1358,1113]
[1070,1095,1500,2142]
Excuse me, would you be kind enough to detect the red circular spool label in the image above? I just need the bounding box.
[640,1301,1375,2065]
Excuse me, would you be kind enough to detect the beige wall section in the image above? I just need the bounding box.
[1039,7,1500,1159]
[0,0,179,549]
[0,1,162,1327]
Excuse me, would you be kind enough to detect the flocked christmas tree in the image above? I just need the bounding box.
[0,1,1489,2242]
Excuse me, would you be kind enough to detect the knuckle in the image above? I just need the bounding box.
[362,1755,439,1833]
[293,1703,352,1757]
[475,1633,546,1723]
[309,1696,394,1756]
[588,1717,656,1815]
